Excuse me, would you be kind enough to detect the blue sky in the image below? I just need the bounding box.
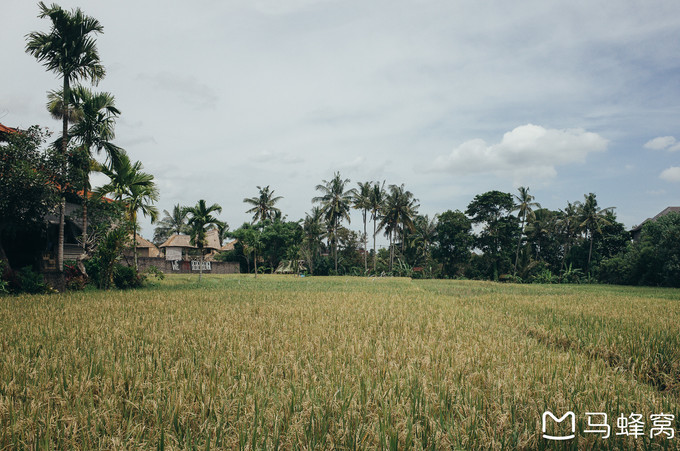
[3,0,680,241]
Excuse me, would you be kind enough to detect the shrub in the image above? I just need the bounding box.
[16,266,48,294]
[85,227,130,289]
[0,261,9,294]
[143,265,165,281]
[530,268,558,284]
[113,264,145,290]
[64,261,87,291]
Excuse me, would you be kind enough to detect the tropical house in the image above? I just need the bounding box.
[129,234,160,258]
[159,229,222,261]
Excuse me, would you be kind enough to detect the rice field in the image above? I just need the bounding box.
[1,275,679,449]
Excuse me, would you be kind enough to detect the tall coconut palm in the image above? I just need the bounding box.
[243,185,282,223]
[353,181,372,273]
[368,181,386,273]
[26,2,105,272]
[96,153,158,270]
[186,200,224,281]
[512,186,541,274]
[379,184,419,271]
[578,193,613,272]
[313,172,356,272]
[557,201,580,270]
[301,207,326,275]
[49,86,122,251]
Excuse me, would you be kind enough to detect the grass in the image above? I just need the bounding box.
[1,275,679,449]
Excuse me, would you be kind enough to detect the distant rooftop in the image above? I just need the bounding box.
[632,206,680,232]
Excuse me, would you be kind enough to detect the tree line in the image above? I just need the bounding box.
[154,175,680,287]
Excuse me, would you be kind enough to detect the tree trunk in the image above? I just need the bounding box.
[333,225,338,273]
[363,210,367,273]
[58,197,65,273]
[373,216,377,274]
[389,230,394,271]
[514,215,525,275]
[254,249,258,278]
[57,75,70,273]
[82,199,88,252]
[133,219,138,271]
[82,158,90,252]
[199,249,204,281]
[587,233,594,273]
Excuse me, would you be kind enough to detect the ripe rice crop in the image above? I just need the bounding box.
[1,275,678,449]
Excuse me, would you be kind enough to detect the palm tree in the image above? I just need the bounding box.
[577,193,613,272]
[243,185,282,223]
[368,181,386,273]
[379,184,419,271]
[26,2,105,272]
[49,86,122,251]
[412,214,438,267]
[512,186,541,274]
[153,204,189,245]
[313,172,356,272]
[301,207,326,275]
[186,200,224,281]
[557,202,575,265]
[353,181,372,273]
[96,153,159,270]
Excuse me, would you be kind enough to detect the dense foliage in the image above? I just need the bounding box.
[599,212,680,287]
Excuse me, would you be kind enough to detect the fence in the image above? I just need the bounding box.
[131,257,239,275]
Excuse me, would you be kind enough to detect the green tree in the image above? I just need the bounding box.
[96,153,159,270]
[512,186,541,274]
[466,190,519,280]
[433,210,473,277]
[26,2,106,272]
[230,223,264,278]
[301,207,326,275]
[577,193,613,273]
[313,172,356,272]
[0,126,59,269]
[410,214,438,273]
[524,208,562,271]
[557,201,580,270]
[379,184,419,271]
[186,200,224,281]
[153,204,189,245]
[259,220,303,272]
[368,182,386,273]
[243,185,282,223]
[599,212,680,287]
[49,85,122,251]
[353,181,372,273]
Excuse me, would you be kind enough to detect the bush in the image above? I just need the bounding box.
[113,264,145,290]
[85,227,130,289]
[64,261,87,291]
[16,266,48,294]
[0,261,9,294]
[530,268,559,284]
[143,265,165,281]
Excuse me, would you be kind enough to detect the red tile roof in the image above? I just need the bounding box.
[0,123,17,134]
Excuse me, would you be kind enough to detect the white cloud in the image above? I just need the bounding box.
[660,166,680,182]
[644,136,680,151]
[432,124,608,181]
